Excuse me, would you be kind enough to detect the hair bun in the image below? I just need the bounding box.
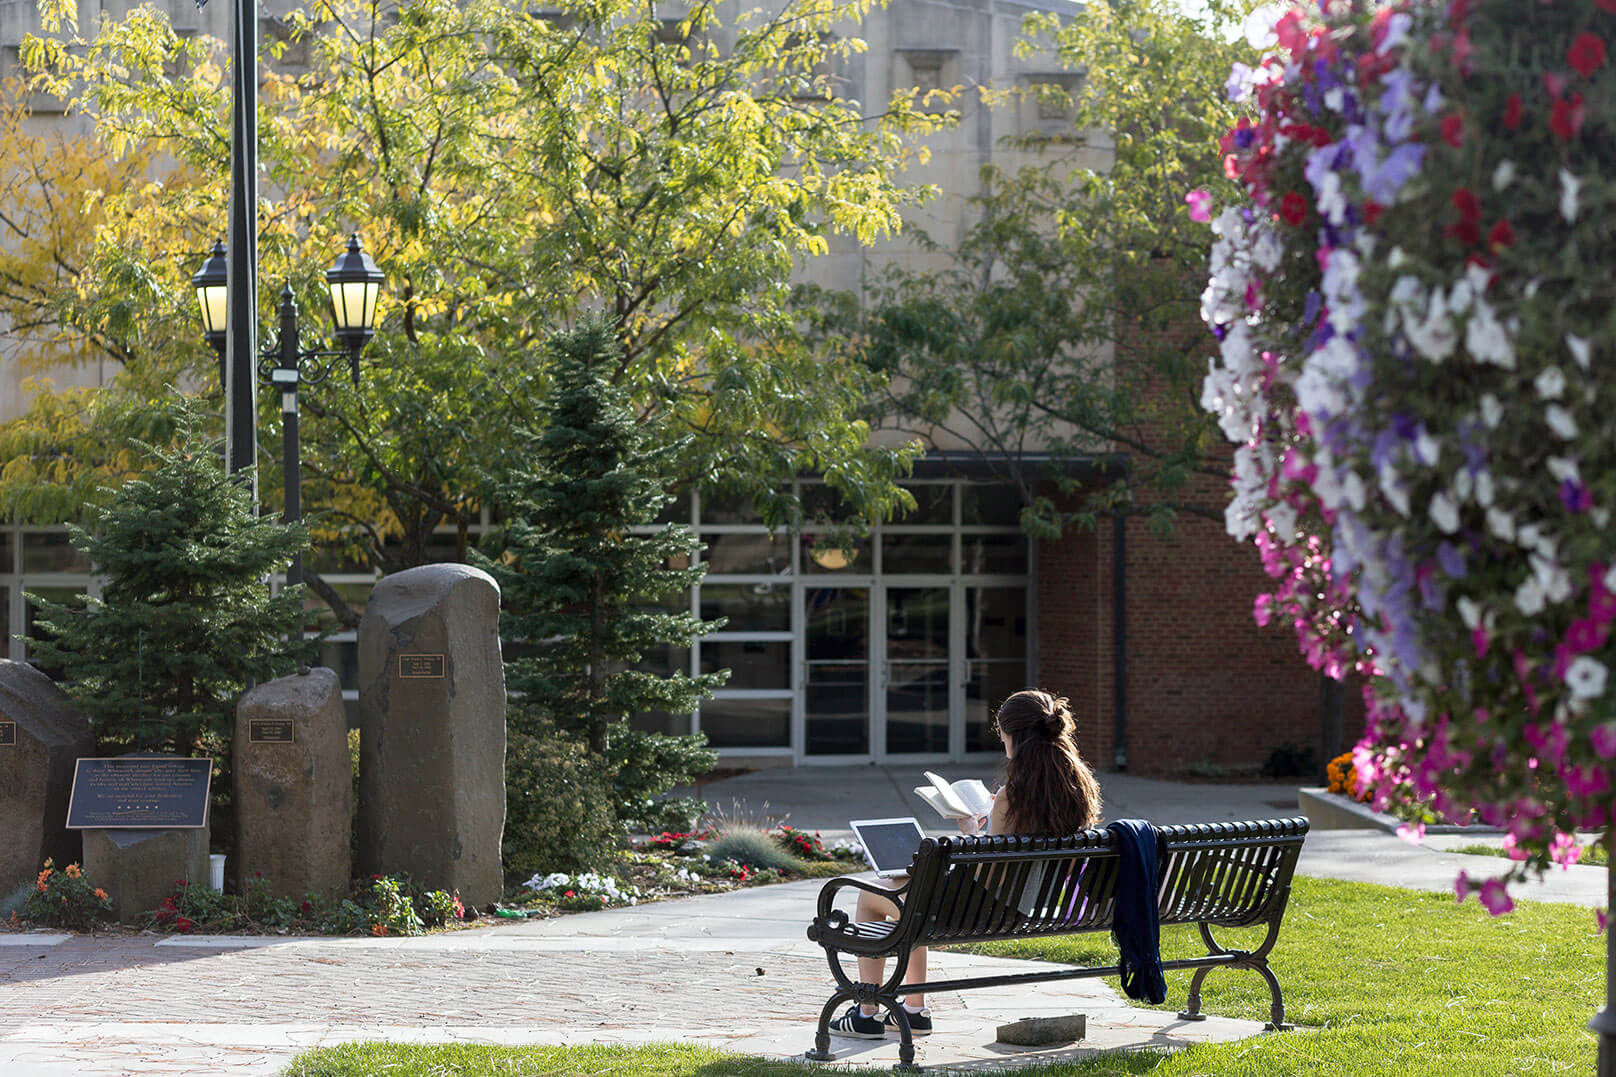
[1044,696,1073,737]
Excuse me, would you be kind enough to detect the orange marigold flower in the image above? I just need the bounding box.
[65,864,81,879]
[93,889,109,901]
[370,923,388,937]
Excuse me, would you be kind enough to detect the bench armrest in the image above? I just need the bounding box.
[811,874,910,935]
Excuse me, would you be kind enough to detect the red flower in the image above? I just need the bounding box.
[564,890,575,898]
[1364,201,1386,226]
[1544,71,1567,98]
[1450,28,1474,72]
[1441,114,1465,147]
[1445,219,1481,246]
[1503,93,1523,130]
[1568,33,1608,77]
[1452,188,1481,220]
[174,917,195,934]
[1279,192,1308,226]
[1488,219,1515,250]
[1551,93,1586,140]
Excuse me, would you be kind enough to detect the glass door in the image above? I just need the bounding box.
[882,586,952,756]
[803,586,871,757]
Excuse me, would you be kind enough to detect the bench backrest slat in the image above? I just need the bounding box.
[910,818,1307,945]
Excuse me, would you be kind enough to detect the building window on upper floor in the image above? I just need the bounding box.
[1021,72,1084,136]
[896,48,958,114]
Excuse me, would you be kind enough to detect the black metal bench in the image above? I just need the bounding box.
[805,817,1310,1070]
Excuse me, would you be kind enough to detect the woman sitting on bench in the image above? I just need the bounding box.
[829,688,1103,1038]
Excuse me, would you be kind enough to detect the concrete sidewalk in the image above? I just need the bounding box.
[0,765,1603,1076]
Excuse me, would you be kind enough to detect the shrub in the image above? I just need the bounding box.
[704,827,809,875]
[366,875,424,937]
[23,860,112,930]
[773,825,832,862]
[150,879,234,933]
[608,727,717,832]
[417,889,464,927]
[502,722,620,881]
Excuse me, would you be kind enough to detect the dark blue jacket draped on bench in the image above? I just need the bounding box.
[1107,818,1167,1004]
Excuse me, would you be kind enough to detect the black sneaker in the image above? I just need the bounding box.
[829,1005,886,1039]
[884,1007,933,1036]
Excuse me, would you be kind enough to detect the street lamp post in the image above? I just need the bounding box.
[193,234,385,595]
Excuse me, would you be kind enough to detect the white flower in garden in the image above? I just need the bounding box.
[1533,554,1571,603]
[1388,247,1408,269]
[1560,170,1581,223]
[1515,575,1546,616]
[1534,366,1566,399]
[1414,428,1440,466]
[1566,333,1592,370]
[1479,393,1503,429]
[1604,564,1616,596]
[1251,226,1282,272]
[1341,470,1367,512]
[1452,468,1473,503]
[1311,464,1343,509]
[1567,657,1609,701]
[1317,170,1347,224]
[1546,456,1580,484]
[1265,502,1298,540]
[1546,404,1578,440]
[1464,299,1514,368]
[1595,508,1611,529]
[1324,86,1345,113]
[1295,364,1346,417]
[1492,160,1515,191]
[1475,468,1494,507]
[1457,596,1482,630]
[1220,319,1257,375]
[1406,290,1457,361]
[1379,463,1411,517]
[1429,491,1460,534]
[1487,507,1516,542]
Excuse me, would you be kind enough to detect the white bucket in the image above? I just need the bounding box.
[209,853,227,892]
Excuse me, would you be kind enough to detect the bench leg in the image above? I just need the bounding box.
[887,1005,920,1073]
[806,989,853,1061]
[1177,966,1211,1022]
[1254,960,1292,1031]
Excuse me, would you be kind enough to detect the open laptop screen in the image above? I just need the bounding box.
[849,817,924,878]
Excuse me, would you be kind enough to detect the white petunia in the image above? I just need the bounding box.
[1406,290,1458,361]
[1515,575,1546,616]
[1546,456,1581,483]
[1479,393,1503,429]
[1465,299,1515,369]
[1429,491,1461,534]
[1492,160,1515,191]
[1567,333,1592,370]
[1475,468,1494,507]
[1535,366,1566,399]
[1567,656,1609,701]
[1487,507,1516,542]
[1546,404,1578,439]
[1452,468,1474,503]
[1594,508,1611,529]
[1533,554,1571,602]
[1341,470,1367,512]
[1604,563,1616,596]
[1561,170,1581,223]
[1379,463,1411,517]
[1415,429,1441,466]
[1266,503,1298,540]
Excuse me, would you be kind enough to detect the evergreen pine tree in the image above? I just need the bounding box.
[480,320,725,830]
[27,415,318,758]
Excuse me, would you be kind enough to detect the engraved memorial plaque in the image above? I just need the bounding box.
[248,718,295,744]
[65,757,212,829]
[0,721,14,747]
[398,654,445,679]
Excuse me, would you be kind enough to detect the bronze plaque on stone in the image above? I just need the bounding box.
[65,756,213,829]
[0,721,14,746]
[398,654,445,679]
[248,718,295,744]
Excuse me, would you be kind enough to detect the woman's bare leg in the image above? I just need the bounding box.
[854,887,926,1015]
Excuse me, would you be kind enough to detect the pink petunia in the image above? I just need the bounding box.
[1185,189,1212,223]
[1454,870,1470,903]
[1478,878,1514,916]
[1591,722,1616,760]
[1568,32,1608,77]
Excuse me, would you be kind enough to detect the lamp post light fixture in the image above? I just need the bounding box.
[193,233,385,595]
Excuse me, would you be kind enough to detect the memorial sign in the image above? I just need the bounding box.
[66,757,212,829]
[247,718,295,744]
[398,654,445,678]
[0,721,14,746]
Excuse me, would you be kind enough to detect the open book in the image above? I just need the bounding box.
[914,770,994,821]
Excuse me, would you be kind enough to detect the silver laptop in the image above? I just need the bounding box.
[849,817,925,878]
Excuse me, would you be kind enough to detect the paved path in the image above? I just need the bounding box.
[1,767,1605,1075]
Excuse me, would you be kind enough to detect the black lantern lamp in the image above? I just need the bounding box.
[191,239,230,376]
[325,233,385,385]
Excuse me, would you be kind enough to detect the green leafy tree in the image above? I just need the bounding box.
[26,409,318,758]
[8,0,939,618]
[803,0,1258,536]
[478,321,726,833]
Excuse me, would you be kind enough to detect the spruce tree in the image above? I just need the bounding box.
[27,418,317,757]
[480,320,725,830]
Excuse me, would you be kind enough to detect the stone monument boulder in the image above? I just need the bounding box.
[235,667,351,900]
[356,564,505,908]
[82,827,207,922]
[0,660,95,897]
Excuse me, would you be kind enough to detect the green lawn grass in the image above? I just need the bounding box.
[282,876,1603,1076]
[1450,842,1611,868]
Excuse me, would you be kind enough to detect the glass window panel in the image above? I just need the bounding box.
[966,660,1028,752]
[886,587,949,661]
[886,662,949,755]
[893,484,952,525]
[318,639,361,690]
[700,697,790,748]
[0,586,8,655]
[806,587,869,755]
[699,492,761,525]
[881,534,952,574]
[702,532,790,575]
[654,494,692,525]
[800,482,850,520]
[700,639,789,690]
[630,709,692,736]
[699,583,789,631]
[22,532,89,573]
[632,643,690,677]
[965,587,1028,661]
[961,484,1023,526]
[961,534,1027,576]
[0,531,12,573]
[803,535,868,574]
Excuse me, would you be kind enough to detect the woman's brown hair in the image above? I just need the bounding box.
[993,689,1101,836]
